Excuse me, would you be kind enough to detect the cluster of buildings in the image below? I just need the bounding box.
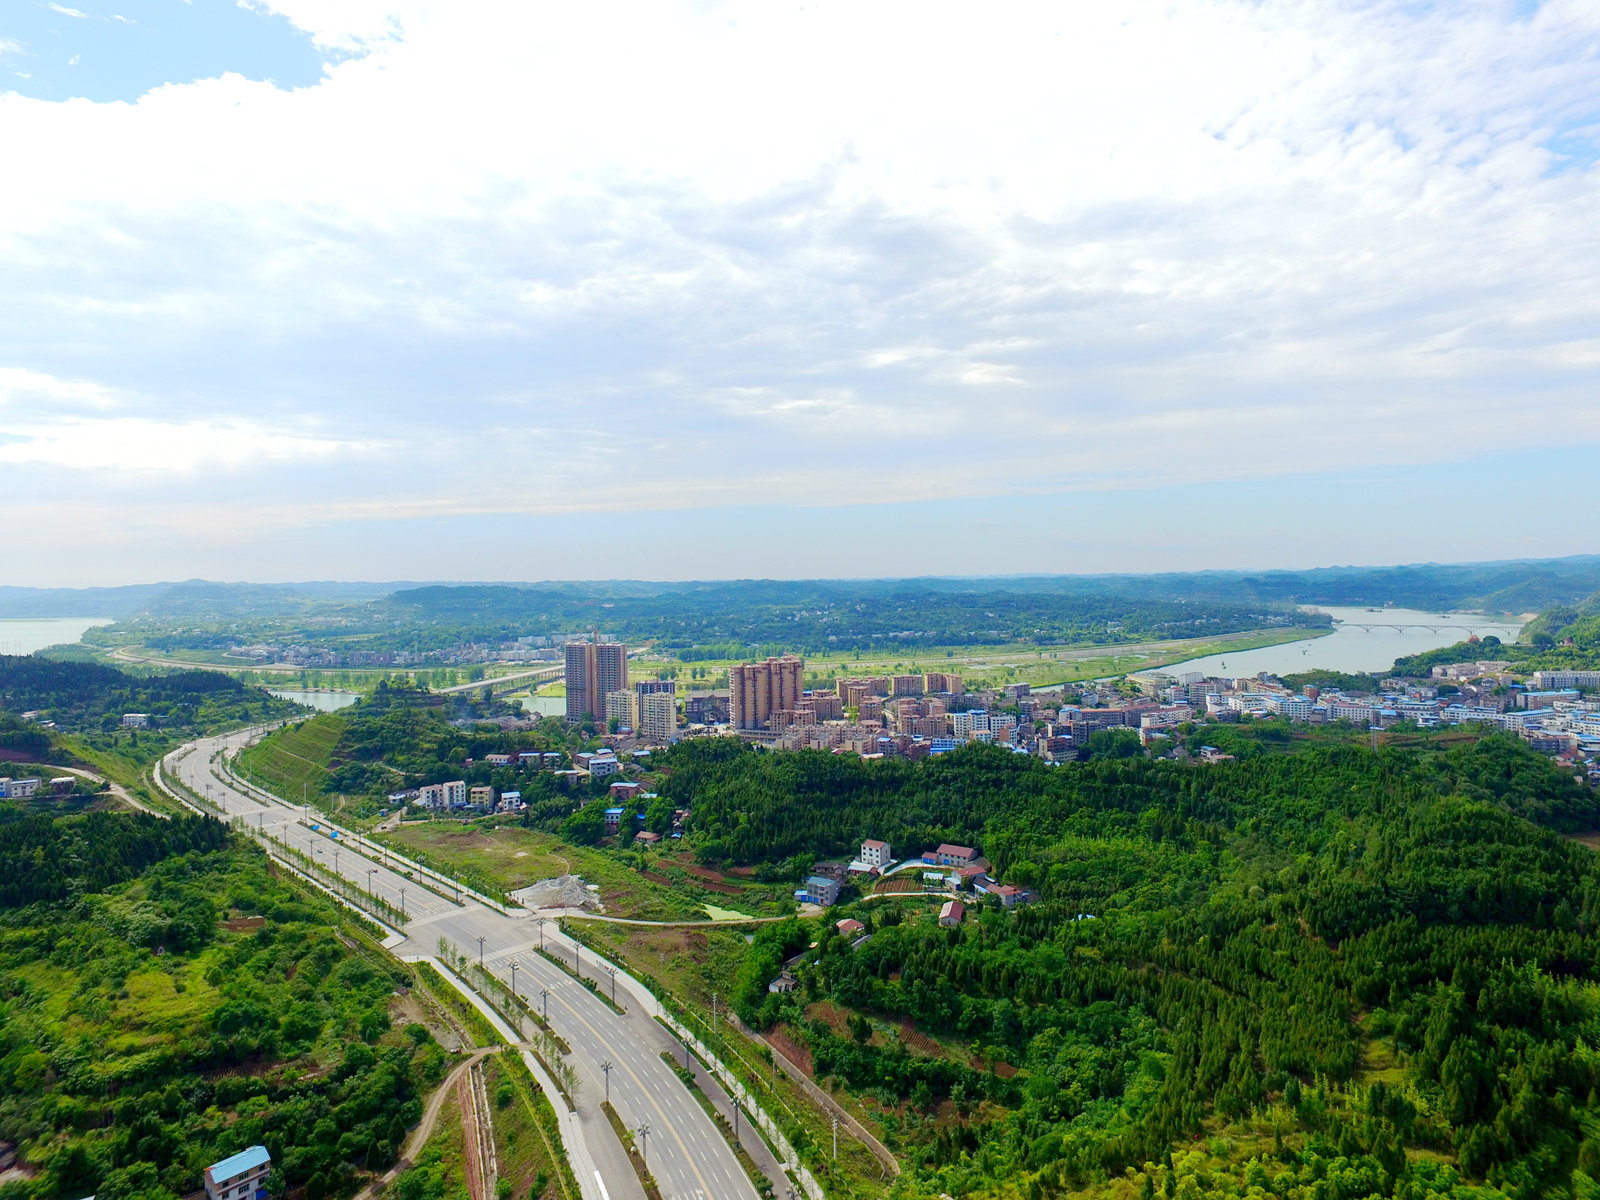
[562,634,681,746]
[399,748,626,814]
[793,838,1037,909]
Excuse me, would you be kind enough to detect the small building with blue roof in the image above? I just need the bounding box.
[204,1145,271,1200]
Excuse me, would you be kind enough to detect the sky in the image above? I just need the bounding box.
[1,0,1598,587]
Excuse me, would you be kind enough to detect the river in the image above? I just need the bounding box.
[268,690,362,712]
[0,617,113,655]
[1159,606,1525,679]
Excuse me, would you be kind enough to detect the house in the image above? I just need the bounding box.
[795,875,842,906]
[585,754,620,779]
[0,778,40,799]
[498,790,523,811]
[120,713,150,728]
[1197,746,1235,764]
[989,884,1033,908]
[469,785,494,808]
[485,754,513,767]
[813,861,848,881]
[768,971,799,994]
[443,780,468,807]
[836,918,866,936]
[956,863,989,888]
[609,781,644,801]
[934,843,976,867]
[204,1145,271,1200]
[604,807,625,832]
[417,783,446,808]
[635,830,661,845]
[939,900,965,927]
[859,839,892,870]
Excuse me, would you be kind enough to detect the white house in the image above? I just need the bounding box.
[204,1146,270,1200]
[859,838,891,869]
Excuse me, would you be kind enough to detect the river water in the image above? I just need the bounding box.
[268,689,362,712]
[1159,606,1525,679]
[0,617,113,655]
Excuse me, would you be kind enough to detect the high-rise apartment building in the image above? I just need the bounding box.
[605,690,638,729]
[729,654,804,730]
[565,635,628,723]
[638,692,677,744]
[923,672,964,695]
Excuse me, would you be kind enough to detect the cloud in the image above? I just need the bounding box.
[47,4,87,17]
[0,0,1599,579]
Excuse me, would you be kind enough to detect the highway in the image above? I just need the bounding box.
[163,729,764,1200]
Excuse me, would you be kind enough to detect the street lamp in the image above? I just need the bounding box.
[367,867,375,899]
[603,965,616,1005]
[400,887,406,916]
[638,1122,649,1168]
[511,961,518,1005]
[477,936,485,966]
[537,917,547,950]
[540,988,550,1023]
[601,1059,612,1103]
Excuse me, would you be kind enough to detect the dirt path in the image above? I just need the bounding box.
[29,763,162,818]
[353,1047,499,1200]
[755,1023,900,1179]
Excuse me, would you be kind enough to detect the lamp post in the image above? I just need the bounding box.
[478,936,486,966]
[603,965,617,1005]
[367,868,375,899]
[540,988,550,1023]
[537,917,547,950]
[400,887,406,916]
[601,1059,612,1103]
[638,1122,649,1168]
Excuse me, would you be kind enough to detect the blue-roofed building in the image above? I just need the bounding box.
[204,1145,270,1200]
[795,875,841,906]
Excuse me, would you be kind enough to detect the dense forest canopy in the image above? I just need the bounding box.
[675,737,1600,1200]
[0,820,448,1200]
[0,655,293,735]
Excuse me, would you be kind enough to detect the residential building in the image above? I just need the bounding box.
[577,752,620,779]
[939,900,966,927]
[891,675,922,697]
[605,689,638,729]
[1534,670,1600,691]
[121,713,150,728]
[417,783,445,808]
[204,1146,271,1200]
[604,807,625,832]
[728,655,804,730]
[635,679,677,697]
[952,709,990,738]
[443,780,467,806]
[565,634,628,724]
[859,838,892,869]
[934,843,977,866]
[836,918,866,936]
[795,875,841,906]
[0,777,39,799]
[469,786,494,808]
[922,672,964,695]
[485,753,512,767]
[638,691,677,744]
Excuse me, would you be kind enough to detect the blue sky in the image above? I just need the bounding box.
[1,0,1598,586]
[1,0,327,102]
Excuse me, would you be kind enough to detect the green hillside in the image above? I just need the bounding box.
[236,712,350,803]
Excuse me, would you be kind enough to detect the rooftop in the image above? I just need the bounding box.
[208,1145,270,1181]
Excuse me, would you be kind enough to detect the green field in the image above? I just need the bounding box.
[235,712,350,802]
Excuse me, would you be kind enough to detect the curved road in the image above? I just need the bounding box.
[163,728,761,1200]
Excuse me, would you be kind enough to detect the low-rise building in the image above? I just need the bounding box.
[469,785,494,808]
[939,900,965,926]
[795,875,841,906]
[859,838,892,870]
[204,1145,271,1200]
[933,843,976,866]
[121,713,150,728]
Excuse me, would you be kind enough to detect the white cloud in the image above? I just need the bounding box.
[0,0,1598,578]
[0,416,372,472]
[48,4,87,17]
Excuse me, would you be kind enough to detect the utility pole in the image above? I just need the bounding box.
[833,1115,838,1159]
[712,993,718,1043]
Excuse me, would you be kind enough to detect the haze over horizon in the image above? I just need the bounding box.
[3,0,1598,585]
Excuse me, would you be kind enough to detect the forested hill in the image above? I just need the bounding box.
[669,734,1599,866]
[0,810,226,907]
[0,654,291,733]
[681,737,1600,1199]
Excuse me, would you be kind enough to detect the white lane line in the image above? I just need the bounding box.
[593,1171,611,1200]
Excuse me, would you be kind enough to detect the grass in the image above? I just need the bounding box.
[626,625,1327,694]
[486,1052,568,1200]
[378,821,736,921]
[235,713,349,801]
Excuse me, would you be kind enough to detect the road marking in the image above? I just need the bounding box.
[593,1172,610,1200]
